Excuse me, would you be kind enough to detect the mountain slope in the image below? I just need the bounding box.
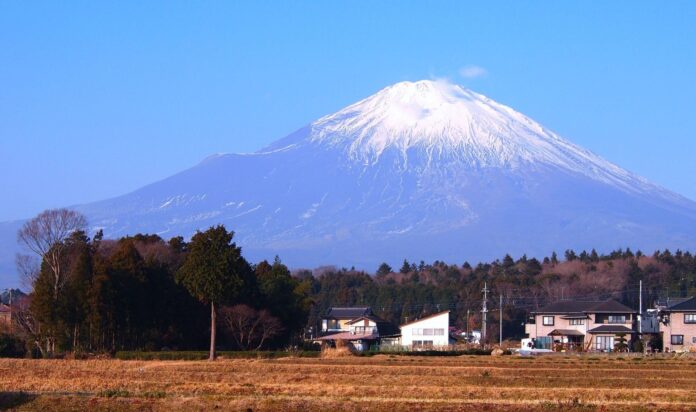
[2,80,696,284]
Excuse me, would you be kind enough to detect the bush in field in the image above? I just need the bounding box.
[633,338,644,353]
[614,334,629,352]
[0,334,26,358]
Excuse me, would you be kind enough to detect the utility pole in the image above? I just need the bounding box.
[638,280,643,335]
[499,294,503,347]
[481,282,489,347]
[466,309,470,340]
[8,289,11,334]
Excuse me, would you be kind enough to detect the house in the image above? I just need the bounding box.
[659,296,696,352]
[320,307,373,335]
[317,314,400,351]
[524,299,637,352]
[399,310,455,349]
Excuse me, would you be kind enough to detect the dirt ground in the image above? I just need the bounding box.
[1,354,695,411]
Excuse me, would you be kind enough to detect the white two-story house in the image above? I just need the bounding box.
[399,310,454,349]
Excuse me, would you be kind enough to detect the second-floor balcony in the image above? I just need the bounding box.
[350,326,377,335]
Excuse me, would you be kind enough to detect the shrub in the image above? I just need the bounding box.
[633,339,644,353]
[0,334,26,358]
[99,389,130,398]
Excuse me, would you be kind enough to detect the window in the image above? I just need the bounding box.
[535,337,553,350]
[569,319,584,325]
[323,319,340,331]
[685,314,696,324]
[692,336,696,344]
[542,316,554,326]
[596,336,614,351]
[434,328,445,336]
[412,328,422,336]
[671,335,684,345]
[608,315,627,324]
[423,328,434,336]
[412,340,433,348]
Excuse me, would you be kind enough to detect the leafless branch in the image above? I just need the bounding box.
[221,305,283,350]
[15,254,39,291]
[17,209,87,296]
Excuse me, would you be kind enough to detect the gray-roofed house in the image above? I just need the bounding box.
[660,296,696,352]
[320,307,374,335]
[525,299,637,352]
[317,314,401,351]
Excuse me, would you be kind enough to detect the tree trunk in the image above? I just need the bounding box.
[209,301,216,361]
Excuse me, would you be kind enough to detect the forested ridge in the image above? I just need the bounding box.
[7,210,696,356]
[305,248,696,340]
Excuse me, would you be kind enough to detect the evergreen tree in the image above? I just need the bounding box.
[564,250,577,261]
[376,263,392,276]
[590,249,599,262]
[254,257,311,346]
[176,226,250,360]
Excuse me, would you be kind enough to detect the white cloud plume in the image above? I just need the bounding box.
[459,65,487,79]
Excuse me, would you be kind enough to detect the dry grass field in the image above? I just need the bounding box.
[1,354,696,411]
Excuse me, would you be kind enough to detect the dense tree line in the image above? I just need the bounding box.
[10,209,696,354]
[14,211,311,357]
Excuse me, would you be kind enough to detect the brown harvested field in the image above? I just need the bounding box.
[1,355,696,411]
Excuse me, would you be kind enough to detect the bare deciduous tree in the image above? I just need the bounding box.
[11,295,45,357]
[16,209,87,297]
[221,304,283,350]
[15,254,40,291]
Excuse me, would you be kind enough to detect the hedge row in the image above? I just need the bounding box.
[115,350,320,360]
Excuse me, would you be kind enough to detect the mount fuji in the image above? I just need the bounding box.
[2,79,696,282]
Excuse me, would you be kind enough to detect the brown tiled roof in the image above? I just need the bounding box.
[589,300,636,313]
[316,331,379,341]
[548,329,585,336]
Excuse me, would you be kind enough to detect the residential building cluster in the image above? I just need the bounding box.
[316,296,696,353]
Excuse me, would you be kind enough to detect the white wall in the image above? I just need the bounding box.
[400,312,450,348]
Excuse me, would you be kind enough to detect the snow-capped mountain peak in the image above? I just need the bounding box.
[2,79,695,286]
[308,80,571,163]
[269,79,652,195]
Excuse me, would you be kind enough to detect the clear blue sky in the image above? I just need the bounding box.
[1,2,695,221]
